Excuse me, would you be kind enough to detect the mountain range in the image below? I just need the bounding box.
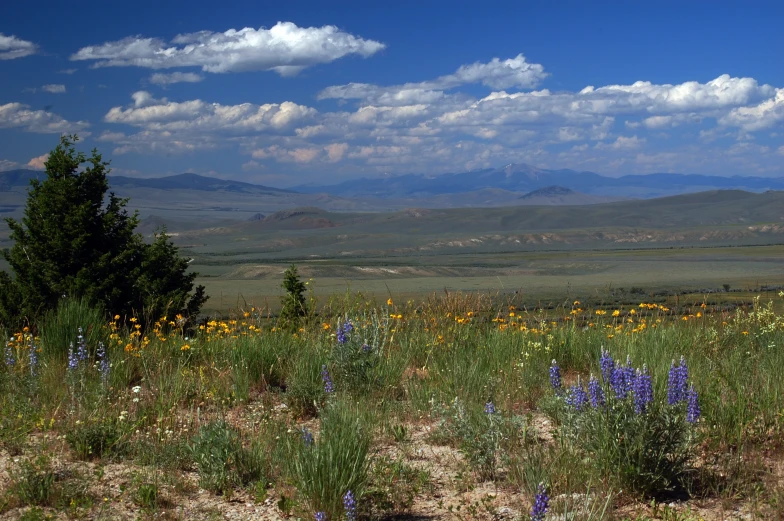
[291,163,784,199]
[2,165,784,213]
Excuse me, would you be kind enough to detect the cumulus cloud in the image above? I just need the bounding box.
[720,88,784,131]
[319,54,546,105]
[0,33,38,60]
[96,50,784,177]
[26,154,48,169]
[325,143,349,162]
[252,145,321,163]
[149,72,204,85]
[0,102,89,133]
[0,159,19,171]
[71,22,385,75]
[104,91,317,132]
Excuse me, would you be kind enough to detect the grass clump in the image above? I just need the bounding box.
[289,400,373,520]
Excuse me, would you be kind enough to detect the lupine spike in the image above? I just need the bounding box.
[599,349,615,383]
[301,427,314,446]
[633,365,653,414]
[321,365,334,393]
[530,483,549,521]
[343,490,357,521]
[484,401,496,415]
[588,373,605,409]
[667,359,680,405]
[686,384,701,423]
[549,360,562,391]
[67,343,78,371]
[28,342,38,376]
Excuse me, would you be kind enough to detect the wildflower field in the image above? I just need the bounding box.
[1,291,784,521]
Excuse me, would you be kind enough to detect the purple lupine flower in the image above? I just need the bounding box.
[549,360,562,391]
[336,327,348,345]
[530,483,549,521]
[76,328,88,361]
[28,343,38,376]
[361,343,371,353]
[302,427,314,446]
[97,342,110,383]
[566,377,588,411]
[668,356,689,405]
[610,366,627,399]
[321,365,334,393]
[343,490,356,521]
[315,512,327,521]
[343,320,354,333]
[68,343,79,371]
[588,374,605,409]
[599,349,614,383]
[484,401,496,415]
[5,344,14,367]
[633,366,653,414]
[623,355,636,395]
[686,384,701,423]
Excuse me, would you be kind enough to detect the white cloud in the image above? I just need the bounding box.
[324,143,349,162]
[97,51,784,177]
[42,84,66,93]
[319,54,546,105]
[252,145,321,163]
[0,33,38,60]
[0,102,89,133]
[105,91,317,132]
[24,84,67,94]
[601,135,645,150]
[720,88,784,131]
[642,115,672,129]
[26,154,48,170]
[0,159,19,171]
[71,22,385,75]
[149,72,204,85]
[241,160,264,171]
[59,68,77,75]
[777,146,784,156]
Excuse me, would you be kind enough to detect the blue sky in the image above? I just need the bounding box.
[1,0,783,187]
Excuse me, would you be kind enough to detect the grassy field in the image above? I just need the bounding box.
[1,292,784,520]
[195,244,784,315]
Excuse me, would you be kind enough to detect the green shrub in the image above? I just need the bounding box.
[433,397,528,481]
[190,419,268,495]
[288,400,372,520]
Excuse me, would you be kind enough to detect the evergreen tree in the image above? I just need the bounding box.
[279,264,308,326]
[0,135,207,325]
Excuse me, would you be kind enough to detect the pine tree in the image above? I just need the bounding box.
[279,264,308,327]
[0,135,207,325]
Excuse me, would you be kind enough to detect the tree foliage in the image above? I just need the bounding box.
[0,135,207,325]
[279,264,308,327]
